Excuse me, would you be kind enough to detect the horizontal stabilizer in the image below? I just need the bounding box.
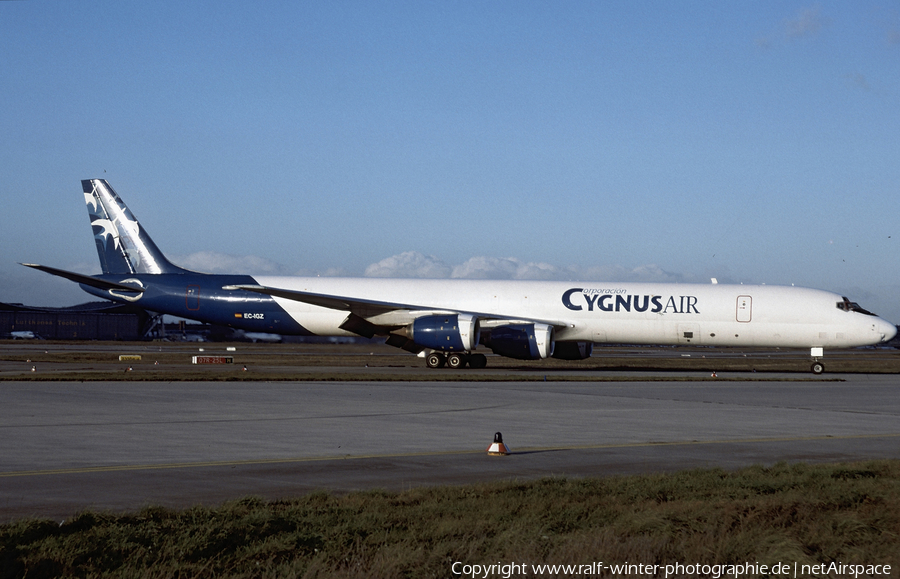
[20,264,146,293]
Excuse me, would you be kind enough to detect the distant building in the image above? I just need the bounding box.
[1,301,387,343]
[0,302,153,341]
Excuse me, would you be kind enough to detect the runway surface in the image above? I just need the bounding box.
[2,376,899,522]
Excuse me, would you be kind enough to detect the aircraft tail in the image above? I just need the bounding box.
[83,179,186,275]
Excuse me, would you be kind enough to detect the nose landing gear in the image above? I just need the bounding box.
[810,347,824,374]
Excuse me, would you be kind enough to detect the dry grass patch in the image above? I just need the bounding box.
[2,461,898,577]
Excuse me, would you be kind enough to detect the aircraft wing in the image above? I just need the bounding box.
[223,284,420,317]
[227,283,573,359]
[223,283,570,329]
[20,264,146,293]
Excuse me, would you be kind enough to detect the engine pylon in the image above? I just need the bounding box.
[486,432,510,456]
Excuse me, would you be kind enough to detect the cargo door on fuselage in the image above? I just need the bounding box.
[736,295,752,323]
[186,285,200,311]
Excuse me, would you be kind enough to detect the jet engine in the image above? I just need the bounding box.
[551,341,594,360]
[485,323,555,360]
[407,313,479,352]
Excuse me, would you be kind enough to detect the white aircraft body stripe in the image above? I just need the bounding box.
[254,277,893,348]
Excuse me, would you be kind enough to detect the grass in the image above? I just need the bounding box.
[2,461,899,578]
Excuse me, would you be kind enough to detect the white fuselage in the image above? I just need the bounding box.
[254,277,896,349]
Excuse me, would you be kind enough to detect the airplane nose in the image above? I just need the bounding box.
[878,319,897,342]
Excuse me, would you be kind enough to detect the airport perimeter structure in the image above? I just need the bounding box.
[0,302,151,341]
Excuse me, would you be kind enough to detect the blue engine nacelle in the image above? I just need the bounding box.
[409,314,480,352]
[551,341,593,360]
[486,323,555,360]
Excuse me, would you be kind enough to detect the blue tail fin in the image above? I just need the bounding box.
[83,179,186,274]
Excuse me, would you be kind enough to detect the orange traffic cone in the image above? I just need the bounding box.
[487,432,510,455]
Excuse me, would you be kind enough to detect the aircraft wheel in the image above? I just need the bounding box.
[811,361,825,374]
[425,352,446,369]
[468,353,487,369]
[446,353,467,369]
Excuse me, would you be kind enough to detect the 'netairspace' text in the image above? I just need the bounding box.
[450,561,892,578]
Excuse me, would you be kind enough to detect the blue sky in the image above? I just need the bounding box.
[3,2,900,321]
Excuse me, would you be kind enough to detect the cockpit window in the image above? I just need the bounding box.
[837,297,876,316]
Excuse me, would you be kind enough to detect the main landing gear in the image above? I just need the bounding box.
[424,352,488,369]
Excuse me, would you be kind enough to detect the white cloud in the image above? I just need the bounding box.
[159,249,721,286]
[364,251,452,278]
[173,251,289,275]
[451,256,523,279]
[577,263,687,283]
[363,251,698,283]
[313,267,353,277]
[448,256,563,280]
